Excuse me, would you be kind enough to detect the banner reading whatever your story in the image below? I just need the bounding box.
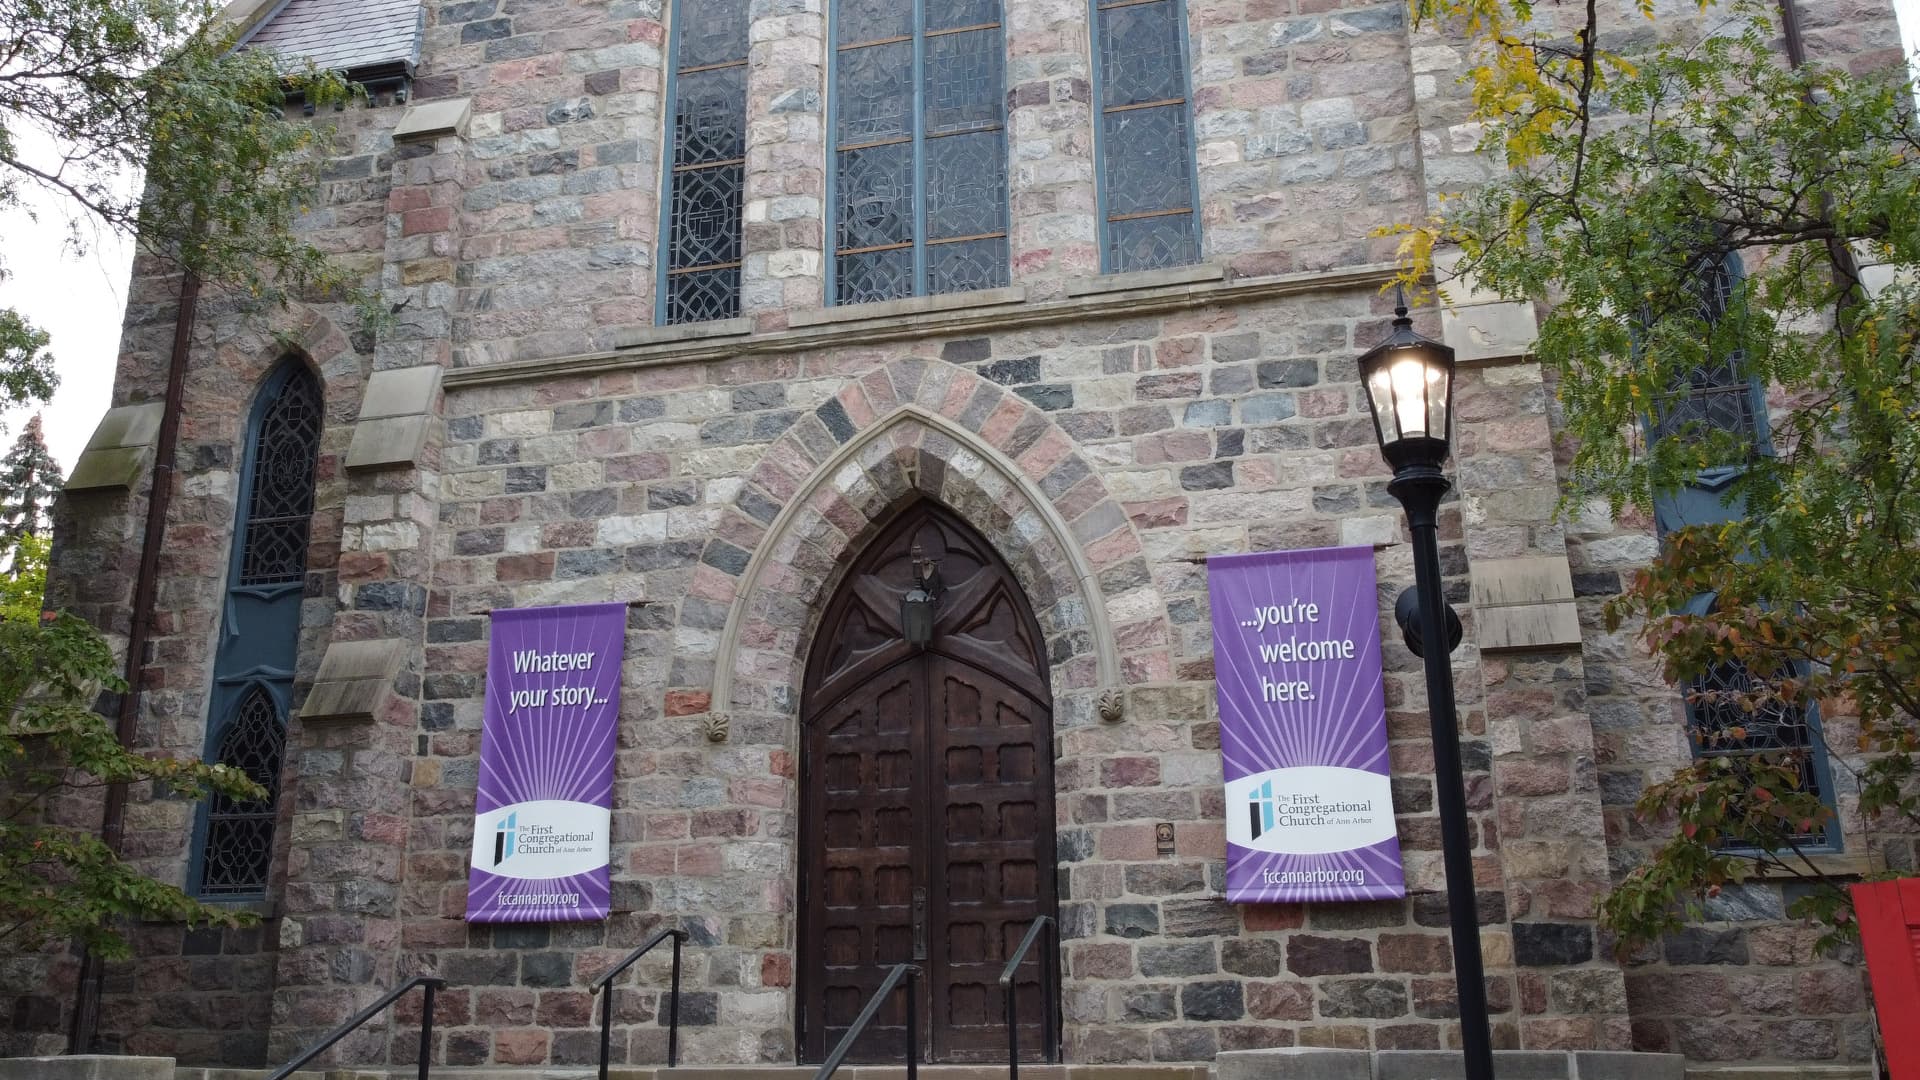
[466,602,624,923]
[1208,545,1406,902]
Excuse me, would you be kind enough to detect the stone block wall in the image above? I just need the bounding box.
[8,0,1908,1069]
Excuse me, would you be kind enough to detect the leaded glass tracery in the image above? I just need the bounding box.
[238,364,322,586]
[1093,0,1200,272]
[198,686,287,896]
[831,0,1009,303]
[1685,651,1831,844]
[1654,252,1761,443]
[663,0,749,324]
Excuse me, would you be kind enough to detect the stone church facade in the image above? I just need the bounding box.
[4,0,1911,1071]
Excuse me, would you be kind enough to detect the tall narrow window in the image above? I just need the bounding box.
[661,0,748,325]
[1091,0,1200,273]
[193,361,322,898]
[1653,252,1764,444]
[831,0,1009,304]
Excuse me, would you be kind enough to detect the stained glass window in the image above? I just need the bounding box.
[195,361,320,899]
[663,0,749,324]
[1684,633,1834,847]
[198,686,288,896]
[1654,253,1762,443]
[238,365,322,586]
[831,0,1009,303]
[1093,0,1199,272]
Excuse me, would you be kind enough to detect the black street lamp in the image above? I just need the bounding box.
[1358,290,1495,1080]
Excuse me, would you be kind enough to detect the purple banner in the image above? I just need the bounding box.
[1209,545,1406,903]
[466,602,624,923]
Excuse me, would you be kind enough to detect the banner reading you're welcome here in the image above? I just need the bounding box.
[1209,546,1406,903]
[466,602,624,923]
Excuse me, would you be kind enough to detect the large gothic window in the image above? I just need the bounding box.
[830,0,1009,304]
[1092,0,1200,272]
[194,361,322,898]
[1652,252,1764,445]
[662,0,749,325]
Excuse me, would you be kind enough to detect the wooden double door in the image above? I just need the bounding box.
[798,501,1059,1064]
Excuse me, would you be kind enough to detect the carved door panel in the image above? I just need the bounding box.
[799,501,1057,1065]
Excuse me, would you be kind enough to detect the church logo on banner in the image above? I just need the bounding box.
[466,602,625,923]
[1208,545,1406,903]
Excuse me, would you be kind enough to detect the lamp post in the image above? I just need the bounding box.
[1358,290,1495,1080]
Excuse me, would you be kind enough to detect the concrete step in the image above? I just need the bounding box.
[173,1065,1211,1080]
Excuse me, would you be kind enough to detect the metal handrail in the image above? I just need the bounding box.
[264,974,446,1080]
[999,915,1060,1080]
[812,962,921,1080]
[589,926,688,1080]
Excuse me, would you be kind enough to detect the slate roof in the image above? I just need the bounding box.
[241,0,423,76]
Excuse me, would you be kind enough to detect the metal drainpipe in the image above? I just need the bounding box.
[67,265,201,1054]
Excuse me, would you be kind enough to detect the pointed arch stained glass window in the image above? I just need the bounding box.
[830,0,1009,303]
[663,0,749,324]
[194,361,321,899]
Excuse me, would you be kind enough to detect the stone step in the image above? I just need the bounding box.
[172,1065,1211,1080]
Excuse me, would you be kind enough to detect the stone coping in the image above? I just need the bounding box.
[1215,1049,1689,1080]
[441,262,1404,391]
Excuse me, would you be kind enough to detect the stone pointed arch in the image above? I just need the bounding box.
[667,357,1175,738]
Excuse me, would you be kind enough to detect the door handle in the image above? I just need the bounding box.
[912,887,927,961]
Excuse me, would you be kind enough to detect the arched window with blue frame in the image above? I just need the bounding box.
[191,359,323,898]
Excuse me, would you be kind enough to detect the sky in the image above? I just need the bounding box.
[5,3,1920,477]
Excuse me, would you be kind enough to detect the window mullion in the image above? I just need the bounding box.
[911,0,928,298]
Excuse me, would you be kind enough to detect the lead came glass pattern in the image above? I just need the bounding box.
[1685,653,1830,844]
[238,365,322,586]
[1655,253,1760,443]
[663,0,749,324]
[1093,0,1199,272]
[832,0,1008,303]
[199,686,288,896]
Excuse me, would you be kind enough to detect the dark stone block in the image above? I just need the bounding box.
[702,540,750,577]
[816,399,855,442]
[942,337,991,363]
[1662,927,1748,966]
[1182,980,1245,1021]
[446,415,483,441]
[980,355,1040,385]
[1258,359,1319,387]
[1122,986,1177,1022]
[504,465,547,493]
[1057,828,1094,862]
[1163,897,1240,937]
[1309,900,1407,930]
[1413,890,1506,928]
[1180,462,1234,490]
[459,17,511,41]
[1572,570,1622,597]
[1288,935,1373,976]
[520,951,573,987]
[648,481,700,509]
[1319,977,1410,1019]
[1105,903,1159,939]
[678,990,719,1025]
[1017,384,1074,411]
[1221,939,1284,977]
[183,927,223,955]
[493,924,550,949]
[1216,428,1245,458]
[1514,922,1595,967]
[1139,942,1216,977]
[557,548,622,578]
[1391,777,1433,813]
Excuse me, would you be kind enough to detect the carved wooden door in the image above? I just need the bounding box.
[799,500,1057,1064]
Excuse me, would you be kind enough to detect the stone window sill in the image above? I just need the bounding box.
[789,286,1027,329]
[1735,850,1883,879]
[142,898,278,922]
[1065,262,1224,297]
[612,316,754,350]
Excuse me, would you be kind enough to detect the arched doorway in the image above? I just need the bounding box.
[798,499,1059,1064]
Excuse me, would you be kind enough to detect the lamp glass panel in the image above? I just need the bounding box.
[1367,369,1397,442]
[1389,355,1430,439]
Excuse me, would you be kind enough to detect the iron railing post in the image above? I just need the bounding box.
[1007,970,1021,1080]
[905,966,919,1080]
[1043,918,1059,1064]
[418,980,438,1080]
[669,931,684,1067]
[599,973,615,1080]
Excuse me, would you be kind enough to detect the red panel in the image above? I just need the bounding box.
[1852,879,1920,1079]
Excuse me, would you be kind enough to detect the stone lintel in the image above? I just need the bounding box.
[66,402,165,492]
[392,96,472,142]
[0,1056,174,1080]
[1471,555,1582,651]
[346,365,442,470]
[300,637,408,723]
[1444,299,1538,364]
